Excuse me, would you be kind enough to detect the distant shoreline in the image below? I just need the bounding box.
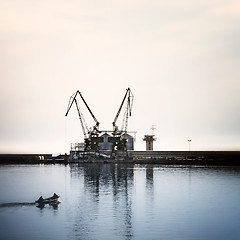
[0,151,240,166]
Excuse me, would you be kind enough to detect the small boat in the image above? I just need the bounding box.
[35,193,60,205]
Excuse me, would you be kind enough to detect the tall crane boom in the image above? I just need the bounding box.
[113,89,129,125]
[78,91,99,128]
[74,99,88,139]
[65,91,78,117]
[109,88,134,155]
[65,90,102,152]
[112,88,133,136]
[65,90,100,136]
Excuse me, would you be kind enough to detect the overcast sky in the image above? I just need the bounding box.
[1,0,240,154]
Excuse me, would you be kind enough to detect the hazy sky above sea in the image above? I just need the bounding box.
[0,0,240,153]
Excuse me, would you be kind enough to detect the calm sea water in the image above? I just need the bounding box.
[0,164,240,240]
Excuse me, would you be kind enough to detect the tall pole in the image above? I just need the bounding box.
[188,139,192,151]
[151,125,156,135]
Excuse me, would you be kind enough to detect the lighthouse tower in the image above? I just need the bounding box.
[143,126,156,151]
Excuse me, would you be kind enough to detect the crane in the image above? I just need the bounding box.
[65,90,102,152]
[110,88,134,153]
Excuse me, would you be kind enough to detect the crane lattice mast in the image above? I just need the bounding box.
[65,90,101,152]
[110,88,133,154]
[112,87,133,136]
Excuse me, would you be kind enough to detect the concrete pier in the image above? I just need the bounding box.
[0,154,53,164]
[0,151,240,165]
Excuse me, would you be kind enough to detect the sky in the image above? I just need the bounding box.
[0,0,240,154]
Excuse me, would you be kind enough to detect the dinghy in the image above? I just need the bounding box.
[35,193,60,205]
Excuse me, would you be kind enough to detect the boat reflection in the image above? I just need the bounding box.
[36,202,61,210]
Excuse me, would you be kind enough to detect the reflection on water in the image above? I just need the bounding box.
[68,164,134,240]
[36,202,61,210]
[0,164,240,240]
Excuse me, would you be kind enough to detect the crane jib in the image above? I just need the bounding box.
[65,90,100,140]
[112,88,133,136]
[78,91,99,126]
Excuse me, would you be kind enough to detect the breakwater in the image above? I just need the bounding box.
[0,151,240,165]
[0,154,53,164]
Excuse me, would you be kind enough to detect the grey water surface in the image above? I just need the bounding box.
[0,164,240,240]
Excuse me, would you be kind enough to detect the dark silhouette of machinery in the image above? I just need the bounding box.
[109,88,134,155]
[65,88,134,157]
[65,90,103,152]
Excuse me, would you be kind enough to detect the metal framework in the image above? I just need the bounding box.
[65,90,102,152]
[111,88,134,153]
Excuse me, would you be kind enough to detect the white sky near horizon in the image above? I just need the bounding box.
[0,0,240,154]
